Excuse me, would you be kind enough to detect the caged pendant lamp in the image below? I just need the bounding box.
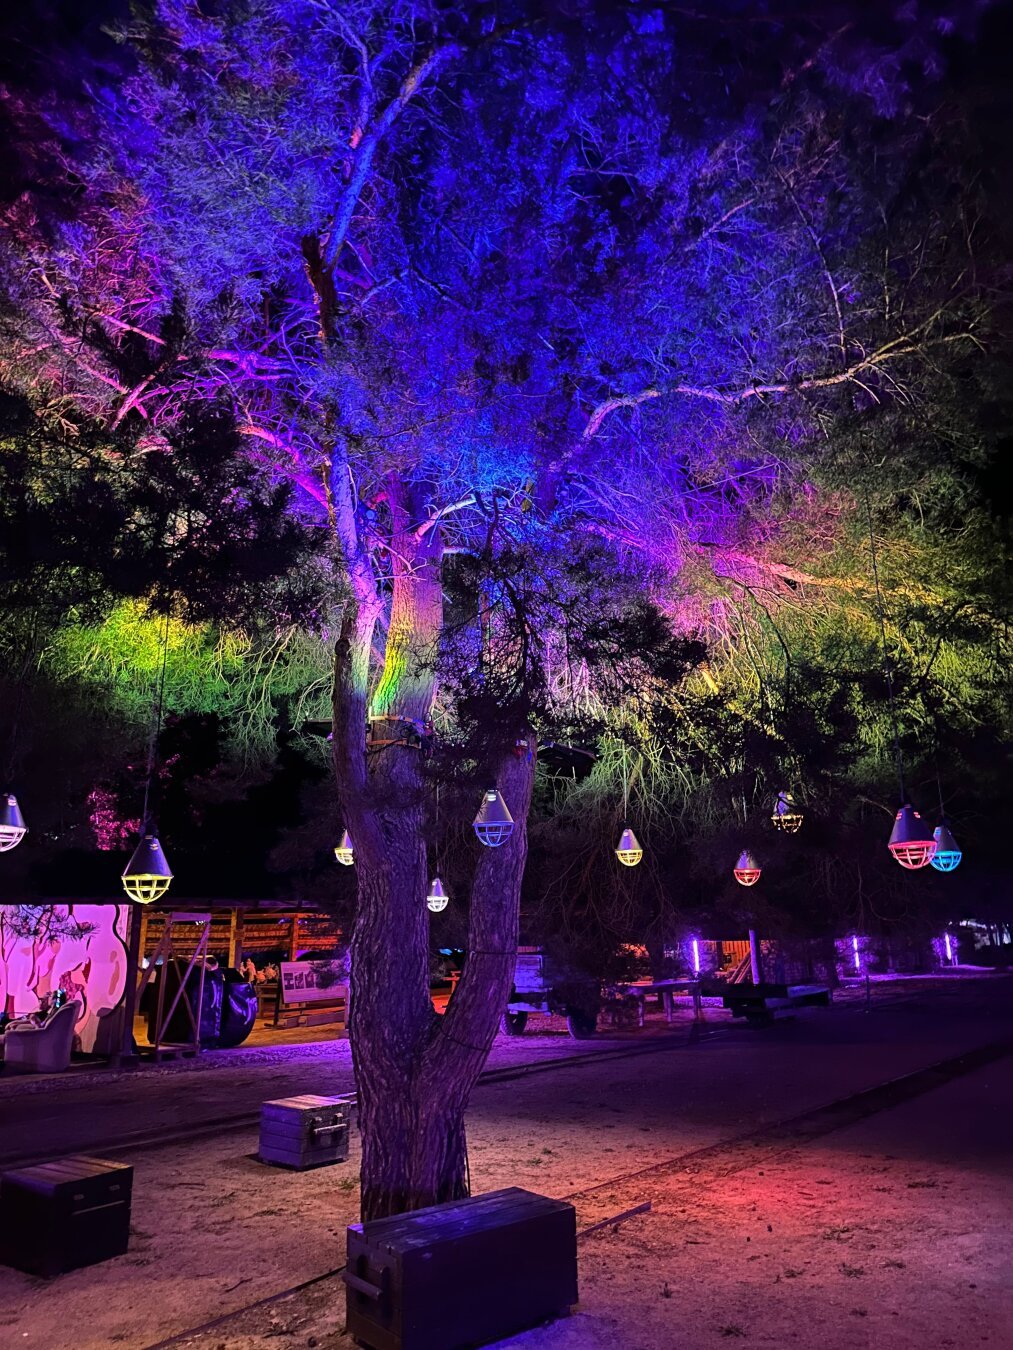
[930,821,962,873]
[473,789,514,847]
[733,849,761,886]
[427,876,449,912]
[0,792,27,852]
[615,826,643,867]
[887,804,937,870]
[334,829,355,866]
[122,832,173,903]
[770,790,803,834]
[122,610,174,903]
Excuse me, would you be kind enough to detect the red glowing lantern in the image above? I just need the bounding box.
[887,804,936,870]
[733,849,761,886]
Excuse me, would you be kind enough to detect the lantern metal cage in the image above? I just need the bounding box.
[615,826,643,867]
[121,833,173,904]
[887,804,937,870]
[473,789,514,847]
[930,822,962,873]
[770,790,803,834]
[0,793,27,852]
[733,849,761,887]
[427,876,449,912]
[334,829,355,866]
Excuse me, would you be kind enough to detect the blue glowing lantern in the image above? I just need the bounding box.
[0,792,27,852]
[473,789,514,847]
[122,832,173,903]
[930,822,962,873]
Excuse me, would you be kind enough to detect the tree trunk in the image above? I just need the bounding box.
[331,477,537,1220]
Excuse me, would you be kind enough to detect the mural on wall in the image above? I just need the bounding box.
[0,904,129,1052]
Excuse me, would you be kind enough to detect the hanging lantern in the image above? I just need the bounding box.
[615,826,643,867]
[930,822,962,873]
[733,849,761,886]
[0,793,27,852]
[122,832,173,903]
[473,789,514,847]
[333,829,355,866]
[427,876,449,913]
[770,790,803,834]
[887,804,936,870]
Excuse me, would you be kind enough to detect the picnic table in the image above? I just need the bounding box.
[617,978,703,1026]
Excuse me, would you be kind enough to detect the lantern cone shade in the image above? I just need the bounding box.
[733,849,761,887]
[0,793,27,852]
[887,804,937,870]
[122,833,173,903]
[615,826,643,867]
[930,822,962,873]
[427,876,449,912]
[473,789,514,847]
[334,829,355,866]
[770,790,803,833]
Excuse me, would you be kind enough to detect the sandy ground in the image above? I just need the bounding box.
[2,976,1012,1349]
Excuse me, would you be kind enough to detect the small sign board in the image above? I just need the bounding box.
[279,960,349,1006]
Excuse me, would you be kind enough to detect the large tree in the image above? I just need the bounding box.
[1,1,1002,1216]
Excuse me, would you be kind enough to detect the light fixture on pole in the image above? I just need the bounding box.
[733,849,761,886]
[334,829,355,866]
[887,804,936,870]
[122,609,173,904]
[930,821,961,873]
[427,876,449,912]
[770,790,803,833]
[0,792,27,852]
[473,789,514,847]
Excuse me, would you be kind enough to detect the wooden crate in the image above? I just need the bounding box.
[0,1156,133,1277]
[344,1187,577,1350]
[259,1094,352,1170]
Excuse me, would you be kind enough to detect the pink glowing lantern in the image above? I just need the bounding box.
[887,804,937,870]
[733,849,761,886]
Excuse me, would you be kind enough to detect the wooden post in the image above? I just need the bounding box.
[114,904,144,1067]
[288,914,300,961]
[226,909,239,967]
[748,929,764,985]
[233,910,245,971]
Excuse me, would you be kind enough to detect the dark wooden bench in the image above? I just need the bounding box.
[721,983,831,1025]
[617,978,703,1025]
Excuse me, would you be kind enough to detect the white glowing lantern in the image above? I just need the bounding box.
[427,876,449,912]
[0,793,27,852]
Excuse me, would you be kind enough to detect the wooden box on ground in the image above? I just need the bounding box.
[259,1093,352,1169]
[0,1156,133,1277]
[344,1186,577,1350]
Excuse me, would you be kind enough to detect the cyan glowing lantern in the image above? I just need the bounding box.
[334,829,355,866]
[615,826,643,867]
[887,804,936,870]
[930,822,962,872]
[770,790,803,833]
[122,832,173,903]
[733,849,761,886]
[0,792,27,852]
[473,789,514,847]
[427,876,449,912]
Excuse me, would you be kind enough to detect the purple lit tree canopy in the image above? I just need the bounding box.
[1,1,1009,1216]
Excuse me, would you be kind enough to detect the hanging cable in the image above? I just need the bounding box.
[141,607,172,830]
[864,488,905,800]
